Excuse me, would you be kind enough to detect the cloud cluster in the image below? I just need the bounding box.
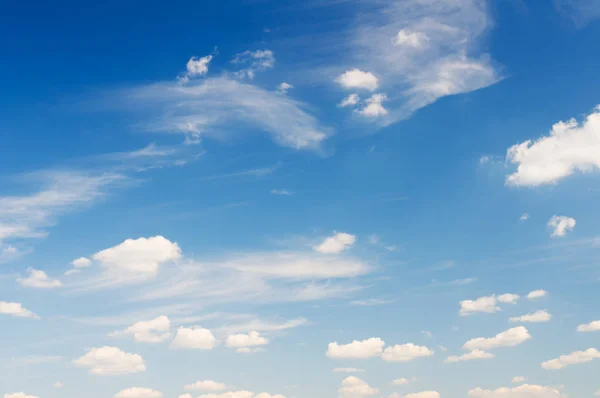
[468,384,566,397]
[109,315,172,343]
[327,338,433,363]
[459,293,520,316]
[541,348,600,370]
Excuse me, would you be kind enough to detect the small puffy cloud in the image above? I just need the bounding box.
[547,216,576,237]
[510,310,552,323]
[3,394,40,398]
[0,301,39,319]
[381,343,434,362]
[459,295,499,315]
[446,349,495,363]
[541,348,600,370]
[463,326,532,351]
[394,30,429,48]
[187,55,213,76]
[333,368,365,373]
[226,331,268,349]
[468,384,566,397]
[405,392,440,398]
[336,69,378,91]
[92,236,182,283]
[18,268,62,288]
[520,213,529,221]
[54,381,64,388]
[314,232,357,254]
[392,377,416,385]
[498,294,520,304]
[512,377,526,384]
[577,320,600,332]
[326,337,384,359]
[114,388,163,398]
[357,93,388,118]
[73,346,145,375]
[171,326,217,350]
[339,94,360,107]
[71,257,92,268]
[109,315,171,343]
[184,380,227,392]
[527,290,548,300]
[505,105,600,186]
[338,376,379,397]
[276,82,293,94]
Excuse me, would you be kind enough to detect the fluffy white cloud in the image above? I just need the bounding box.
[327,337,385,359]
[512,377,526,384]
[446,349,495,363]
[314,232,357,254]
[171,327,217,350]
[498,294,520,304]
[226,331,268,349]
[405,392,440,398]
[338,376,379,397]
[577,320,600,332]
[339,94,360,107]
[3,394,39,398]
[468,384,566,397]
[547,216,576,237]
[114,388,163,398]
[520,213,529,221]
[184,380,227,392]
[459,295,499,315]
[392,377,416,385]
[527,290,548,300]
[463,327,532,351]
[541,348,600,370]
[276,82,293,94]
[0,301,39,319]
[394,29,429,48]
[71,257,92,268]
[381,343,434,362]
[186,55,212,77]
[73,346,145,375]
[357,93,388,118]
[336,69,378,91]
[92,236,182,283]
[18,268,62,288]
[510,310,552,323]
[505,105,600,186]
[109,315,171,343]
[333,368,365,373]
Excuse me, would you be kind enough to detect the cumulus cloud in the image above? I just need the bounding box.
[3,394,40,398]
[392,377,416,385]
[339,94,360,107]
[520,213,529,221]
[405,392,440,398]
[326,338,385,359]
[459,294,519,316]
[184,380,228,392]
[226,331,268,350]
[336,69,378,91]
[171,326,217,350]
[71,257,92,268]
[18,268,62,289]
[577,320,600,332]
[446,349,495,363]
[357,93,388,118]
[541,348,600,370]
[73,346,146,375]
[276,82,293,94]
[109,315,171,343]
[0,301,39,319]
[510,310,552,323]
[114,387,163,398]
[527,290,548,300]
[498,294,520,304]
[506,105,600,186]
[187,55,212,76]
[338,376,379,397]
[468,384,566,397]
[314,232,357,254]
[463,326,532,351]
[547,216,576,237]
[381,343,434,362]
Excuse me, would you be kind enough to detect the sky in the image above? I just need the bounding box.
[1,0,600,397]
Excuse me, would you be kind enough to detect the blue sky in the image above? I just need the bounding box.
[1,1,600,398]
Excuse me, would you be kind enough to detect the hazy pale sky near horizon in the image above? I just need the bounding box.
[1,1,600,398]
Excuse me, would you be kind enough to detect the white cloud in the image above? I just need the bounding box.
[3,394,40,398]
[520,213,529,221]
[71,257,92,268]
[92,236,182,283]
[405,392,440,398]
[510,310,552,323]
[232,49,276,79]
[459,295,500,315]
[541,348,600,370]
[64,269,80,276]
[547,216,576,237]
[54,381,64,388]
[114,388,163,398]
[186,55,213,77]
[73,346,146,375]
[392,377,416,385]
[184,380,228,392]
[270,189,294,196]
[394,29,429,48]
[468,384,566,397]
[381,343,434,362]
[338,376,379,397]
[333,368,365,373]
[314,232,357,254]
[463,327,532,351]
[326,337,384,359]
[215,317,307,335]
[124,77,331,151]
[357,93,388,118]
[109,315,171,343]
[577,320,600,332]
[506,105,600,186]
[512,377,526,384]
[339,94,360,107]
[498,294,520,304]
[171,326,217,350]
[226,331,268,348]
[0,301,39,319]
[18,268,62,289]
[336,69,378,91]
[276,82,294,94]
[527,290,548,300]
[236,347,264,354]
[446,349,495,363]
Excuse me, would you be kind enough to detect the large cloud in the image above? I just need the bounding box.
[73,346,145,375]
[0,301,39,319]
